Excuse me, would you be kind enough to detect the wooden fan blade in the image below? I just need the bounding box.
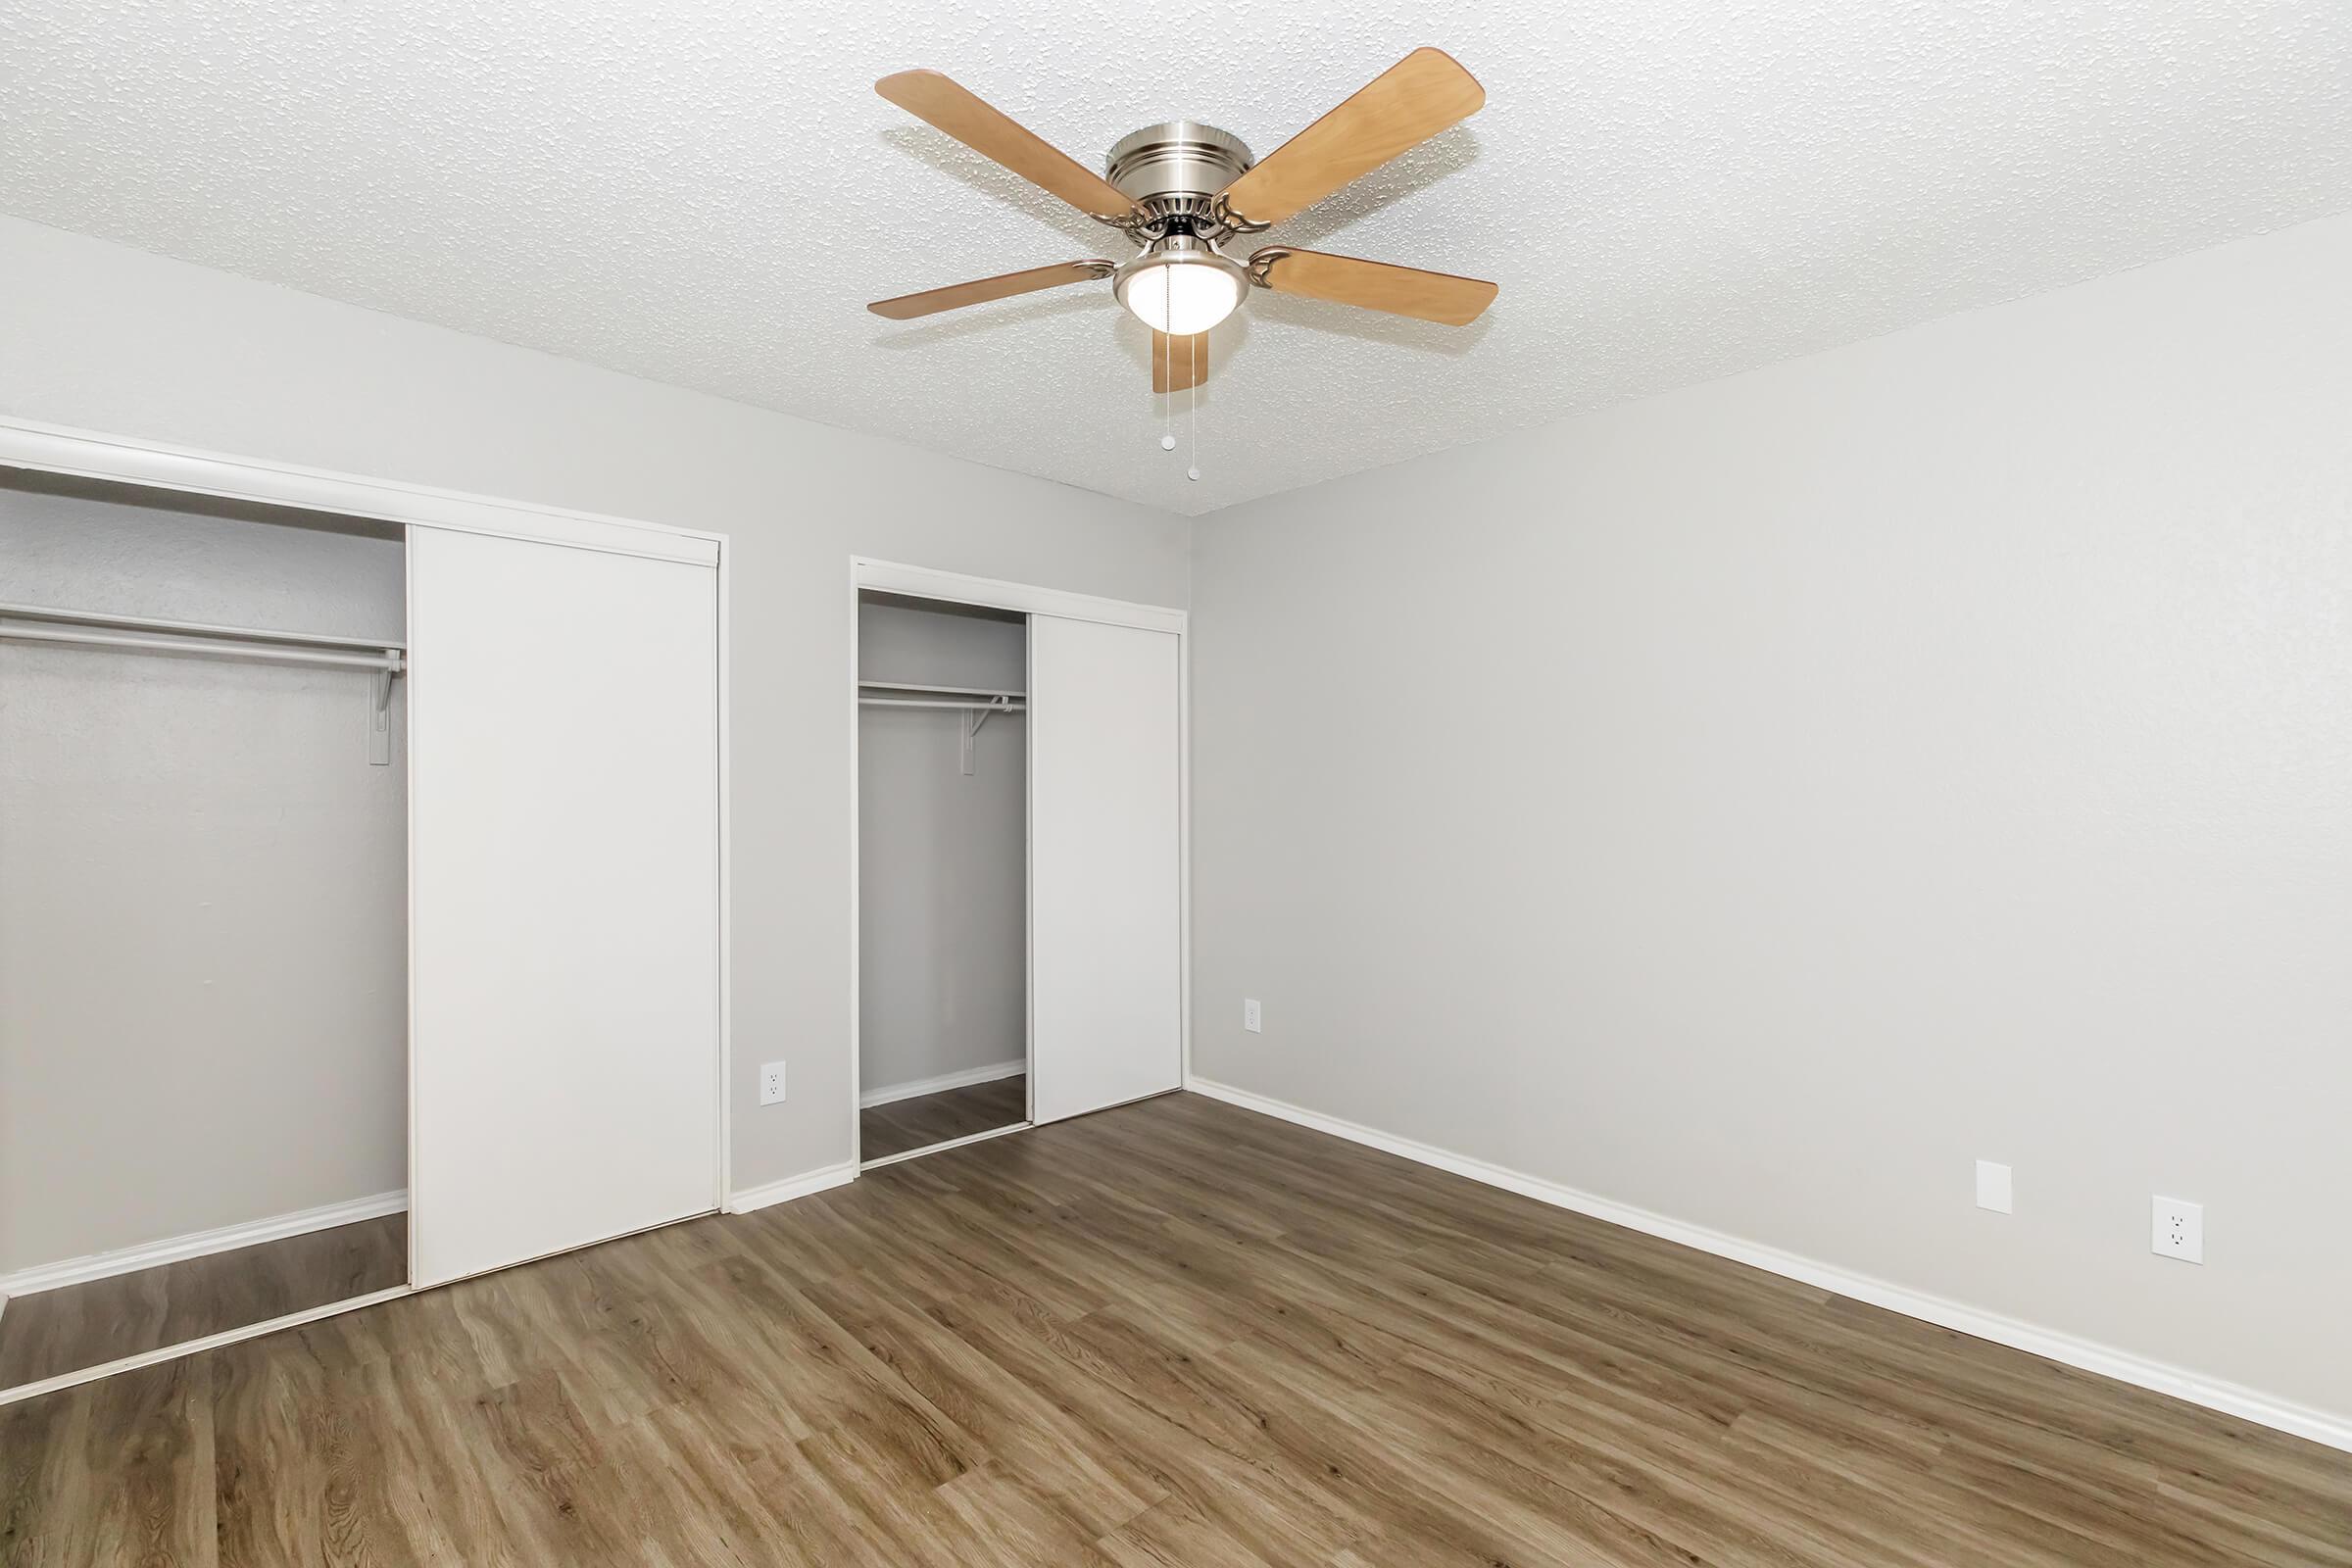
[877,70,1137,221]
[1152,332,1209,392]
[1217,48,1485,228]
[869,260,1112,320]
[1250,248,1496,326]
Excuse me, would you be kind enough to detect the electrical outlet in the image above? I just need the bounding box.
[1975,1160,2012,1214]
[2152,1197,2202,1263]
[760,1060,787,1105]
[1244,999,1262,1034]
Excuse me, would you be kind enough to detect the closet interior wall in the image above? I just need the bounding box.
[0,475,408,1292]
[857,594,1028,1124]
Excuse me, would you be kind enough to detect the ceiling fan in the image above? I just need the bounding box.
[867,48,1496,391]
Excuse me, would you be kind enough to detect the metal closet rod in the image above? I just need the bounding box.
[858,679,1024,699]
[858,698,1027,711]
[0,601,405,672]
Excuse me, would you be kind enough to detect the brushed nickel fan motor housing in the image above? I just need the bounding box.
[1106,121,1254,231]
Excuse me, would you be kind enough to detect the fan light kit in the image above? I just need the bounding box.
[1115,236,1248,336]
[869,49,1497,481]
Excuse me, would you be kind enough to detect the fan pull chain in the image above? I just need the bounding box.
[1157,270,1177,452]
[1187,333,1200,481]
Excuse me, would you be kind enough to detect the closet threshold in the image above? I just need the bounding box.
[859,1120,1032,1172]
[0,1284,414,1409]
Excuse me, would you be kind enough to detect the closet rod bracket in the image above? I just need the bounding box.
[369,654,403,766]
[961,695,1011,776]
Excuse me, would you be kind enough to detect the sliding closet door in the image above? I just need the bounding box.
[408,527,719,1288]
[1029,614,1182,1124]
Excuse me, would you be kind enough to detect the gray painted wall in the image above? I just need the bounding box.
[858,601,1025,1097]
[1190,212,2352,1421]
[0,483,407,1272]
[0,214,1190,1198]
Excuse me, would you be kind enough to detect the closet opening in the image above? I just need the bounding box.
[0,470,410,1397]
[857,589,1031,1167]
[851,560,1186,1171]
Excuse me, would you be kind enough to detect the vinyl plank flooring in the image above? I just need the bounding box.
[5,1093,2349,1567]
[861,1073,1027,1162]
[0,1213,408,1391]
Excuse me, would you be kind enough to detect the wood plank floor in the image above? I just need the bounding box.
[0,1213,407,1392]
[4,1093,2346,1566]
[862,1072,1027,1162]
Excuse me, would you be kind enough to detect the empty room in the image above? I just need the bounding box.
[1,3,2348,1564]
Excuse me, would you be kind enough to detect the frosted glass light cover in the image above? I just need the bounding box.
[1117,257,1243,336]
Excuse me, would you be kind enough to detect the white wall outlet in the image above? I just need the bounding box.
[759,1060,787,1105]
[1244,999,1262,1034]
[2152,1196,2203,1263]
[1975,1160,2012,1214]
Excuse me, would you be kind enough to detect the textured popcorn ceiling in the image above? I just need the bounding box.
[3,2,2349,516]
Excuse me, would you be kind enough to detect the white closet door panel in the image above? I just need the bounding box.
[1029,614,1182,1124]
[409,526,718,1289]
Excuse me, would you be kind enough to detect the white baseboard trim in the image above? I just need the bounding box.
[0,1190,410,1299]
[725,1160,858,1215]
[858,1058,1026,1109]
[1186,1078,2352,1456]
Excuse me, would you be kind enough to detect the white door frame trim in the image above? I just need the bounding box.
[0,416,721,564]
[0,416,733,1374]
[846,558,1191,1174]
[853,559,1187,636]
